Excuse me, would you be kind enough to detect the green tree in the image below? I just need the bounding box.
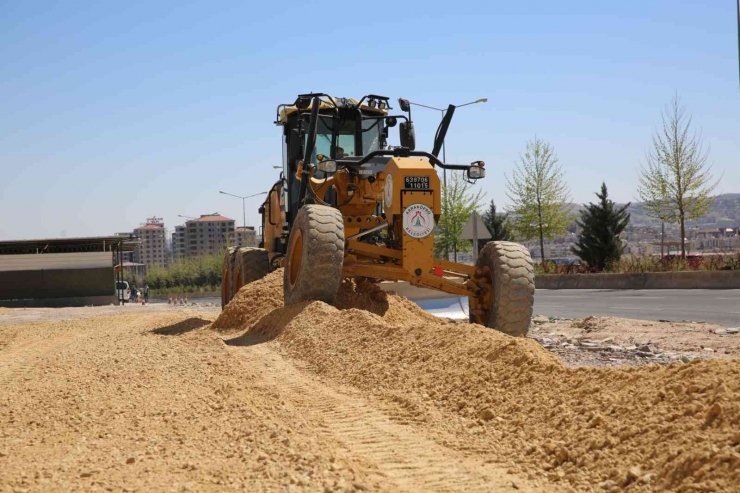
[637,95,718,258]
[506,137,572,261]
[479,199,512,252]
[572,183,631,271]
[482,199,513,242]
[434,172,485,261]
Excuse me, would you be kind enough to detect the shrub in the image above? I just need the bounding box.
[533,252,740,275]
[145,252,223,290]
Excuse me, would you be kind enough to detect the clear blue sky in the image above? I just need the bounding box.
[1,1,738,240]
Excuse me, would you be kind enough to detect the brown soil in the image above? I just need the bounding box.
[219,270,740,492]
[0,299,541,492]
[2,271,739,492]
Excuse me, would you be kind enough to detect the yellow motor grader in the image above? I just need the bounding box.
[222,93,534,335]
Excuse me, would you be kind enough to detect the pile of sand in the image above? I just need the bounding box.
[222,270,740,492]
[211,271,285,332]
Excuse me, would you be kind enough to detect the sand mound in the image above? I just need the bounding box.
[214,269,438,332]
[222,269,740,492]
[212,270,285,331]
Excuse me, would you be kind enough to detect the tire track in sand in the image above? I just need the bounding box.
[232,342,548,493]
[0,333,78,386]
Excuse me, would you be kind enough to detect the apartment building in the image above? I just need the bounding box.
[184,213,235,257]
[233,226,257,248]
[694,227,740,251]
[171,225,186,261]
[133,217,168,268]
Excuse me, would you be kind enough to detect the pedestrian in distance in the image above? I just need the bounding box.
[131,284,138,303]
[144,283,150,303]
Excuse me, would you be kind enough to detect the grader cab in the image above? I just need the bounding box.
[222,93,534,336]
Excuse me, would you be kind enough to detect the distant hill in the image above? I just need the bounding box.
[566,194,740,228]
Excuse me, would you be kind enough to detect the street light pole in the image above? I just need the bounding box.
[407,98,487,188]
[219,190,268,229]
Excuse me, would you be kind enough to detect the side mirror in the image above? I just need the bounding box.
[398,98,411,112]
[399,121,416,150]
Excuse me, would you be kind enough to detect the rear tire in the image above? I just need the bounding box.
[284,205,344,306]
[474,241,534,337]
[221,247,237,308]
[232,247,270,296]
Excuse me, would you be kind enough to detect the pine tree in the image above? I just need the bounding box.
[482,199,512,241]
[572,183,631,271]
[478,200,514,251]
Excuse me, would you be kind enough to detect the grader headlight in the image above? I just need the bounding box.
[317,160,337,173]
[467,164,486,181]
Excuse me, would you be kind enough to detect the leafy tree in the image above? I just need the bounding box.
[637,95,718,258]
[506,137,572,261]
[434,171,485,261]
[572,183,631,271]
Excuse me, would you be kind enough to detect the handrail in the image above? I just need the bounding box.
[334,149,471,171]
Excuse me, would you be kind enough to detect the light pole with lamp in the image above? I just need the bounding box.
[404,97,487,187]
[218,191,268,229]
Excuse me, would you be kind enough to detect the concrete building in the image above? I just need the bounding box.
[184,213,235,257]
[627,243,655,257]
[694,227,740,251]
[233,226,257,248]
[0,236,138,307]
[171,225,186,262]
[133,217,168,268]
[114,232,136,263]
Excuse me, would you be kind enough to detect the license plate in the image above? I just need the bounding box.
[404,176,430,189]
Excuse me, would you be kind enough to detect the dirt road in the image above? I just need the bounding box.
[2,272,739,492]
[0,309,544,492]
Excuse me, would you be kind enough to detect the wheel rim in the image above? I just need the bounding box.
[287,229,303,289]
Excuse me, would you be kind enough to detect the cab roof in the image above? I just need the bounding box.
[276,96,388,125]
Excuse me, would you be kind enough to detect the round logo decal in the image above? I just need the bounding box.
[384,174,393,208]
[403,204,435,239]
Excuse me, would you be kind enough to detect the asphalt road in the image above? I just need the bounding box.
[176,291,740,328]
[535,289,740,327]
[416,290,740,327]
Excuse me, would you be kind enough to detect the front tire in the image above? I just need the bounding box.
[232,247,270,296]
[284,205,345,306]
[473,242,534,337]
[221,247,237,308]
